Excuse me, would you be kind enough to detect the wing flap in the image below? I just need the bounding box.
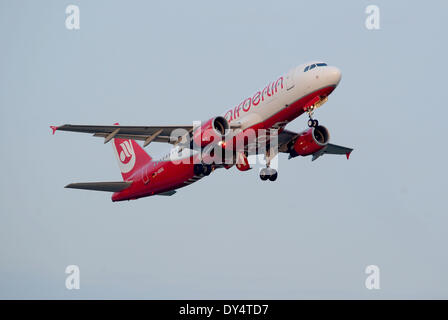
[65,181,132,192]
[92,132,171,143]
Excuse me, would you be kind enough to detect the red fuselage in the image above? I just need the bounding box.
[111,83,337,201]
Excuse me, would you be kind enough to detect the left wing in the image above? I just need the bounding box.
[51,124,194,146]
[278,129,353,160]
[65,181,132,192]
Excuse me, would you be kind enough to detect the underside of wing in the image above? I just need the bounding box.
[52,124,194,146]
[277,129,299,153]
[311,143,353,161]
[65,181,132,192]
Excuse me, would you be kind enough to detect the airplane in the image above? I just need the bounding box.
[50,61,353,202]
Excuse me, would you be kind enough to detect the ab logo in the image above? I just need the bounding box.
[113,139,136,173]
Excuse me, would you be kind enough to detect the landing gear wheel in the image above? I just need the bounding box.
[260,168,269,181]
[260,168,278,181]
[202,164,212,176]
[308,119,319,128]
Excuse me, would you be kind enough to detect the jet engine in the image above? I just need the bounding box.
[290,125,330,157]
[192,116,230,147]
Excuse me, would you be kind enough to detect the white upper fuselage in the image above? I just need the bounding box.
[223,61,341,129]
[161,61,341,161]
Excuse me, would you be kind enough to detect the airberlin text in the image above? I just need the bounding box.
[224,77,283,122]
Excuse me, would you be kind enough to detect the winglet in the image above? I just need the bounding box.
[50,126,59,135]
[346,151,352,160]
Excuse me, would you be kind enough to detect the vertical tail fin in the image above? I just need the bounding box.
[112,138,152,181]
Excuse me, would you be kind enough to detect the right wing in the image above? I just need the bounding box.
[278,129,353,160]
[310,143,353,161]
[51,124,195,146]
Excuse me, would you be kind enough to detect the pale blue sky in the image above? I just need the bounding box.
[1,0,447,299]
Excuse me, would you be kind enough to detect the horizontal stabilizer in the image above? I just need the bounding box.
[65,181,132,192]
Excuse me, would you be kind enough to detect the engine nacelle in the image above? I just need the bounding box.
[235,152,251,171]
[290,125,330,157]
[192,116,230,147]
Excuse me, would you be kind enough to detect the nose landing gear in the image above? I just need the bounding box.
[259,147,278,181]
[306,105,319,128]
[307,118,319,128]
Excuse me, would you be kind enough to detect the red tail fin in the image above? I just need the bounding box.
[112,138,152,181]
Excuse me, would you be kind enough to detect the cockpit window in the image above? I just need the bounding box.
[304,62,327,72]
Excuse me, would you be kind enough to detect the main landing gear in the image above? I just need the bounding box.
[259,147,278,181]
[259,167,278,181]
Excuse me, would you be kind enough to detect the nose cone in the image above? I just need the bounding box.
[328,67,342,86]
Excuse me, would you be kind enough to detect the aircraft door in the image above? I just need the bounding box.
[142,166,150,184]
[285,67,296,90]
